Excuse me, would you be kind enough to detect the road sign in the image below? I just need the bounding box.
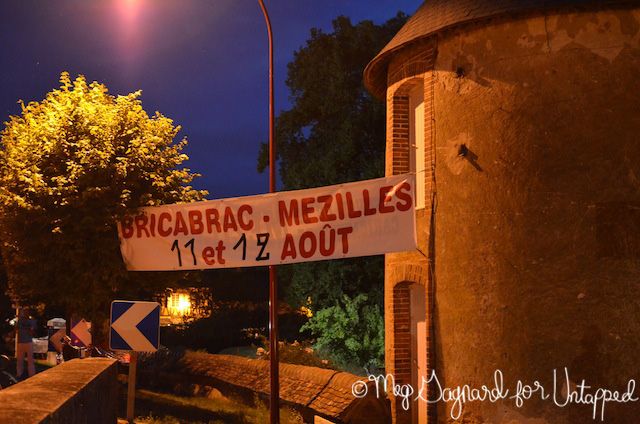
[70,319,92,348]
[47,318,66,353]
[109,301,160,352]
[48,328,65,353]
[110,301,159,423]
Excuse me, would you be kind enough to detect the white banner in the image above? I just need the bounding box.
[118,174,416,270]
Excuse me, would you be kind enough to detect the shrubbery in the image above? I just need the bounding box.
[301,293,384,373]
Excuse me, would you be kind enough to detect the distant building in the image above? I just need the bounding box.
[158,287,212,325]
[364,1,640,423]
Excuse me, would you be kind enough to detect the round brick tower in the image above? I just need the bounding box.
[365,1,640,423]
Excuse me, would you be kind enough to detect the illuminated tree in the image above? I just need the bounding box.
[0,73,206,339]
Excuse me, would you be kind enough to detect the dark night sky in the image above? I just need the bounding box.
[0,0,421,199]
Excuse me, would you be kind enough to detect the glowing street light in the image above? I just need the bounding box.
[167,292,192,317]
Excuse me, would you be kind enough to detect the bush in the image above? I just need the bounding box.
[300,293,384,373]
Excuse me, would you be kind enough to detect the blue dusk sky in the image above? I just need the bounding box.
[0,0,422,198]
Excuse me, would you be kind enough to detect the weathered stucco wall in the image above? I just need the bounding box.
[386,6,640,423]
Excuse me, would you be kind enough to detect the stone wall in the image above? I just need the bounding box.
[138,351,390,424]
[0,358,118,424]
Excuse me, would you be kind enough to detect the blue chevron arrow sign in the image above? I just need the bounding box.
[109,301,160,352]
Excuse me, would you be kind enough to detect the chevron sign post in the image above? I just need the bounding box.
[110,300,160,422]
[70,319,92,348]
[109,301,160,352]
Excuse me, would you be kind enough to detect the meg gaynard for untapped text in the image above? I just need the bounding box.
[351,367,637,421]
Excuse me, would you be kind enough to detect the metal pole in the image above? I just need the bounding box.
[257,1,279,423]
[14,305,19,365]
[126,351,138,423]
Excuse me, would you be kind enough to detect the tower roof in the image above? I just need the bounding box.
[364,0,638,98]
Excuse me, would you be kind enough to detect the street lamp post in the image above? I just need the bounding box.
[257,1,279,423]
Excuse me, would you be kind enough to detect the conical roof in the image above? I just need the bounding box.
[364,0,638,98]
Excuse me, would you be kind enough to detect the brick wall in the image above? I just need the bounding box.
[389,95,410,176]
[384,36,437,424]
[392,282,412,423]
[392,282,412,384]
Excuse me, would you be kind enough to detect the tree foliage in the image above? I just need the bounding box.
[0,260,12,354]
[287,257,383,311]
[0,73,206,328]
[258,14,406,188]
[300,293,384,372]
[257,14,406,370]
[258,15,406,312]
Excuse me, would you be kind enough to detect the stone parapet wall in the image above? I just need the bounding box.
[139,351,390,424]
[0,358,118,424]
